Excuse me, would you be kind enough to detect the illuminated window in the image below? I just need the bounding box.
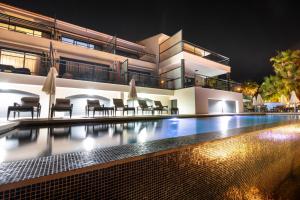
[0,22,9,30]
[62,36,94,49]
[0,22,42,37]
[0,50,40,74]
[62,37,74,44]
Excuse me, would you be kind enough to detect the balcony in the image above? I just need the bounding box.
[0,52,240,93]
[159,40,230,66]
[0,12,156,64]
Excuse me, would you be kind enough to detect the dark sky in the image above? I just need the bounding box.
[2,0,300,83]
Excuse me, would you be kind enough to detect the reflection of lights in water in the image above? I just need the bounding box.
[83,137,95,151]
[219,116,232,135]
[137,128,147,143]
[0,138,7,162]
[169,117,178,121]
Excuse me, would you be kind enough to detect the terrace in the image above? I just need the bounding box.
[0,50,241,91]
[0,12,156,63]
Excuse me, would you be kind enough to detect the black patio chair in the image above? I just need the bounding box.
[51,98,73,118]
[113,98,135,116]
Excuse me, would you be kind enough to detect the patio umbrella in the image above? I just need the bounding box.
[42,67,58,117]
[279,94,288,105]
[289,91,299,112]
[128,79,138,108]
[252,96,257,106]
[256,94,264,106]
[42,42,58,117]
[128,79,137,99]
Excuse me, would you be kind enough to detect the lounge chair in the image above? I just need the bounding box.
[137,100,153,115]
[113,98,135,116]
[51,98,73,118]
[7,97,41,120]
[153,101,168,114]
[86,99,105,117]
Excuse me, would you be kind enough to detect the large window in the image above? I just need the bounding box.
[0,50,41,74]
[0,22,42,37]
[62,37,94,49]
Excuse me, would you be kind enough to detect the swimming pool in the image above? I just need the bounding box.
[0,115,299,162]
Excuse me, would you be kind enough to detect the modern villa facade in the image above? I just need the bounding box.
[0,3,243,118]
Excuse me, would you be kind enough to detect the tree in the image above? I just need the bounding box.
[241,80,259,98]
[260,75,287,102]
[260,50,300,101]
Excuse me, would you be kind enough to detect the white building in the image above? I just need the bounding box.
[0,3,243,118]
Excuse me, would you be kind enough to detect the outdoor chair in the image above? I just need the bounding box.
[113,98,135,116]
[7,97,41,120]
[153,101,168,114]
[137,100,153,115]
[86,99,104,117]
[51,98,73,118]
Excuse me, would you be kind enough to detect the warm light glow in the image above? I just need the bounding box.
[219,116,232,134]
[160,80,165,84]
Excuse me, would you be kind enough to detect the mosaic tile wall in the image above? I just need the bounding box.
[1,125,300,199]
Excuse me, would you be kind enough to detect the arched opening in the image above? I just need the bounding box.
[0,89,39,118]
[65,94,111,116]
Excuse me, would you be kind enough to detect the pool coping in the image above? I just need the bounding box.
[0,114,299,191]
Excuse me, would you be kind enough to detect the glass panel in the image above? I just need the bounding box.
[33,30,42,37]
[0,50,24,68]
[15,26,34,36]
[75,41,88,48]
[0,22,9,30]
[25,54,40,74]
[8,25,15,31]
[62,37,74,44]
[89,44,94,49]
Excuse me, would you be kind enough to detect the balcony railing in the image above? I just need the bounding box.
[0,53,175,89]
[0,51,240,92]
[0,12,156,63]
[159,40,230,66]
[185,73,241,92]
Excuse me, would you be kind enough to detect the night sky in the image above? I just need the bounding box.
[2,0,300,83]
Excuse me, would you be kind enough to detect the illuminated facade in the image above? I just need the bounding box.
[0,3,243,117]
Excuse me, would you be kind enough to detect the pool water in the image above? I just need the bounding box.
[0,115,299,162]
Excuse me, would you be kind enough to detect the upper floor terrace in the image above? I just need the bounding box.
[0,4,156,64]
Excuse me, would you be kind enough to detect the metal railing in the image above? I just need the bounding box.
[159,40,230,66]
[0,12,156,63]
[0,50,240,92]
[186,73,241,92]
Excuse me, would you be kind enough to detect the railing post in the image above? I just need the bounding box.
[226,73,231,91]
[181,59,185,88]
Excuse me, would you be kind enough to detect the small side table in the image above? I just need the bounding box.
[170,108,179,115]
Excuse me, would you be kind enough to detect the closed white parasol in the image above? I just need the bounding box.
[128,79,138,99]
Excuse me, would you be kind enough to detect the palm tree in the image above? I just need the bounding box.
[270,50,300,96]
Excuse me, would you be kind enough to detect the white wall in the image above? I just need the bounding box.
[195,87,243,114]
[173,87,196,114]
[0,73,173,118]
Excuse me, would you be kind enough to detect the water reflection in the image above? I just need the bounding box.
[0,115,299,162]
